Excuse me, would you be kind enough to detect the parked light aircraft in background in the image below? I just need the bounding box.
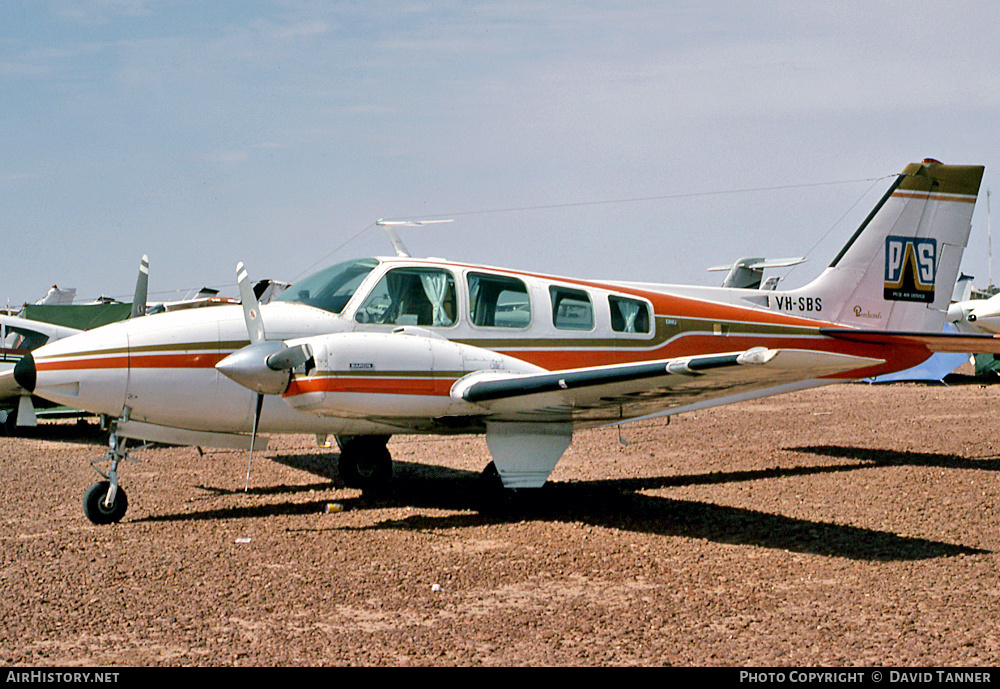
[707,256,806,290]
[11,159,1000,524]
[1,316,81,431]
[949,290,1000,334]
[0,257,150,431]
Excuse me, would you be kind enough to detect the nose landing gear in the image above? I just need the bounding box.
[83,430,138,524]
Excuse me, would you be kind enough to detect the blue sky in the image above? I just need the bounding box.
[3,1,999,307]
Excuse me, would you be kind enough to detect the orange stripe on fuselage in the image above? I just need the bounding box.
[129,353,229,368]
[36,356,130,371]
[36,352,227,372]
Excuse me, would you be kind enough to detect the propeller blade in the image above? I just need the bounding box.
[130,254,149,319]
[266,343,313,371]
[237,262,265,345]
[244,392,264,492]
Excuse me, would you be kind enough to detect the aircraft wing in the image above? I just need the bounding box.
[819,328,1000,354]
[453,347,883,424]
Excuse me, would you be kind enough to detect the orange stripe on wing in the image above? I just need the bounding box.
[285,376,456,397]
[492,334,928,378]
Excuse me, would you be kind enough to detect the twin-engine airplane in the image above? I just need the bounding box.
[11,159,1000,524]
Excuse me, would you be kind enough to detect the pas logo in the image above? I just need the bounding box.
[884,236,936,303]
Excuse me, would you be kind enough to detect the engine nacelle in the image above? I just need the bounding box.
[281,328,543,418]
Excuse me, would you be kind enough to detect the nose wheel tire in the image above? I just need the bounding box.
[83,481,128,524]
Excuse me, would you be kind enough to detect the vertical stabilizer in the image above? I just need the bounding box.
[789,160,984,331]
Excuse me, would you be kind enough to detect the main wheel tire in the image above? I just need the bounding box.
[0,409,15,437]
[82,481,128,524]
[478,461,514,513]
[338,437,392,492]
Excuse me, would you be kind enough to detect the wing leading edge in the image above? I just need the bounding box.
[452,347,884,424]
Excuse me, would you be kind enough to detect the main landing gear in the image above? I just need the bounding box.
[82,431,137,524]
[336,435,392,493]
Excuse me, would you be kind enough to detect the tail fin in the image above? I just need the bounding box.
[787,159,984,331]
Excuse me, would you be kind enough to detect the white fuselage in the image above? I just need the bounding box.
[24,256,847,439]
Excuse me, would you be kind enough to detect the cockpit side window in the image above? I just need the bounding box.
[4,326,49,351]
[609,295,651,333]
[356,267,458,327]
[468,273,530,328]
[274,258,379,314]
[549,286,594,331]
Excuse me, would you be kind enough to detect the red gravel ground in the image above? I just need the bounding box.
[1,381,999,666]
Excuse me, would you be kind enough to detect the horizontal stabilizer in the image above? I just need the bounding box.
[820,328,1000,354]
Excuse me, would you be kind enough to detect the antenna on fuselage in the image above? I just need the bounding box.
[376,219,454,258]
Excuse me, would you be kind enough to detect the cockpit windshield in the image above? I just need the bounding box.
[274,258,379,314]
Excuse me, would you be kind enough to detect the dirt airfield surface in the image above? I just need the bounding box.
[2,381,1000,667]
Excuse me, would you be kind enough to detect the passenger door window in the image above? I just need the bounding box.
[609,295,651,333]
[549,286,594,331]
[468,273,531,328]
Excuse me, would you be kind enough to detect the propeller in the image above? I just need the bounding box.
[217,262,313,491]
[129,254,149,319]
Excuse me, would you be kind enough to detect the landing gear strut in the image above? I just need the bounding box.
[82,430,136,524]
[336,435,392,493]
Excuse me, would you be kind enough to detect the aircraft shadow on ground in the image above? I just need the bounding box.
[2,419,106,443]
[791,445,1000,471]
[136,446,990,561]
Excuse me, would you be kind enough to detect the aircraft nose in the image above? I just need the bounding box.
[13,352,36,392]
[23,323,130,418]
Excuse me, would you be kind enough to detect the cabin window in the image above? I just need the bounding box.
[275,258,379,314]
[609,295,651,334]
[3,326,49,351]
[468,273,530,328]
[356,267,458,327]
[549,286,594,331]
